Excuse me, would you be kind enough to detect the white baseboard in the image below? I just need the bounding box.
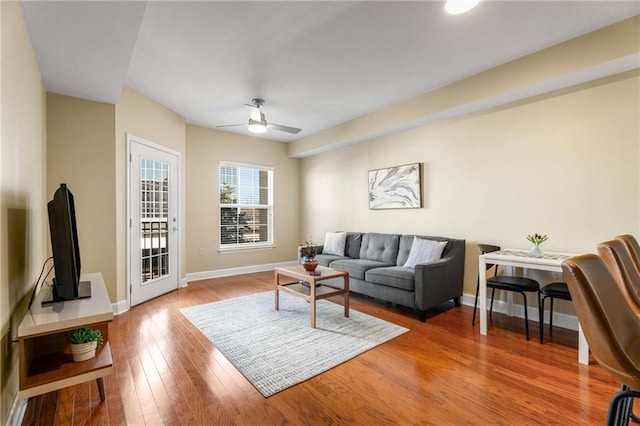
[112,299,129,315]
[6,394,28,426]
[186,260,298,283]
[460,292,578,331]
[111,278,188,314]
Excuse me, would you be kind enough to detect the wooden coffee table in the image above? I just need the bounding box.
[274,265,349,328]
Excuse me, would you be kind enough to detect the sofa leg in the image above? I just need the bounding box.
[454,297,461,307]
[418,310,427,322]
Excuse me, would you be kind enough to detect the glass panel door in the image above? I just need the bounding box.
[129,135,180,307]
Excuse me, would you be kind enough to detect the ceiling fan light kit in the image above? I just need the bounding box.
[248,119,267,134]
[445,0,480,15]
[217,98,302,136]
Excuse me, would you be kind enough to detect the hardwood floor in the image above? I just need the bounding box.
[22,271,619,425]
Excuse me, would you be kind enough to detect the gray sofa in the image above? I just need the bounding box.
[301,232,465,322]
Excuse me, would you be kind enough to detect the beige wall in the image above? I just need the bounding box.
[47,86,186,306]
[300,73,640,299]
[46,94,117,301]
[115,86,186,302]
[289,16,640,158]
[0,2,46,423]
[186,125,300,274]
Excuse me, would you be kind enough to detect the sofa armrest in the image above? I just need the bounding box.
[414,241,465,311]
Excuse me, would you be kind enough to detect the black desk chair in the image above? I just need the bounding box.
[539,282,572,344]
[473,244,541,341]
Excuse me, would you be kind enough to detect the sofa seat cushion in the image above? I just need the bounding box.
[329,258,391,280]
[365,267,415,291]
[315,254,348,267]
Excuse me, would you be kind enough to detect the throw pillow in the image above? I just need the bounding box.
[323,232,348,256]
[403,237,447,268]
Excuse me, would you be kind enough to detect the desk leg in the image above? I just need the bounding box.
[310,279,316,328]
[479,256,488,335]
[506,266,515,317]
[274,271,279,311]
[343,275,350,318]
[578,323,589,365]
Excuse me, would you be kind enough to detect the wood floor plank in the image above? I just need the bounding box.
[107,338,145,425]
[25,389,57,426]
[22,271,619,425]
[121,332,166,425]
[103,367,127,426]
[55,385,74,425]
[147,333,223,425]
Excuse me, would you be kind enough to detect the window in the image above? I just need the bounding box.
[140,159,170,281]
[219,162,273,250]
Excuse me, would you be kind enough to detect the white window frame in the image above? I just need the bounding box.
[218,161,274,251]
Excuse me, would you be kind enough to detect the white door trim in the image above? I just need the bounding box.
[126,133,182,309]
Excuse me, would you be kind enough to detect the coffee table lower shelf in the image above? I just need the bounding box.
[278,282,344,299]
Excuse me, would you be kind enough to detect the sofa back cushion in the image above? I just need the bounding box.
[345,232,363,259]
[359,233,400,264]
[397,235,451,266]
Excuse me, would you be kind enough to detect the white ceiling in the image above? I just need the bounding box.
[20,1,640,143]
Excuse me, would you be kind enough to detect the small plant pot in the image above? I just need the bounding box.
[303,258,318,272]
[70,341,97,362]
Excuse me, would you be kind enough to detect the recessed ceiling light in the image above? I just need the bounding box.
[445,0,480,15]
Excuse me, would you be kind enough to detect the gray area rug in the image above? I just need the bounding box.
[180,291,409,397]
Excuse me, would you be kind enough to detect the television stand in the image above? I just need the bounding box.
[18,273,113,400]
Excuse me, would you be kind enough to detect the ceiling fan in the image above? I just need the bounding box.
[217,99,302,135]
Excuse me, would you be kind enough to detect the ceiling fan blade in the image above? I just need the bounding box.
[267,123,302,134]
[216,123,246,129]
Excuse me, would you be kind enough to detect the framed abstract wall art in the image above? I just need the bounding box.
[368,163,422,209]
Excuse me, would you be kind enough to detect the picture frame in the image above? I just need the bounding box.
[368,163,422,209]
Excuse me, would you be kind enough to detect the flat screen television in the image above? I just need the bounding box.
[43,183,90,305]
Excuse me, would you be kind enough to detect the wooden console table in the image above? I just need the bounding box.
[18,272,114,400]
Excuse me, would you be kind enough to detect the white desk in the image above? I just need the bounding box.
[478,249,589,365]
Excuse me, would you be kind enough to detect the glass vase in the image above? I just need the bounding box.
[530,245,544,258]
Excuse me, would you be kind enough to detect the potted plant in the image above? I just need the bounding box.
[301,240,319,272]
[67,327,103,362]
